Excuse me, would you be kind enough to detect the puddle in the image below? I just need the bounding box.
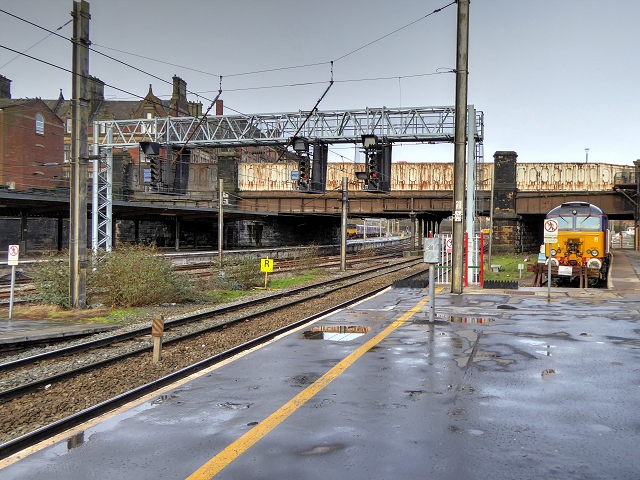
[303,325,371,341]
[436,316,495,324]
[67,431,85,450]
[299,443,345,456]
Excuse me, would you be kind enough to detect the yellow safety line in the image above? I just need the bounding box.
[187,288,443,479]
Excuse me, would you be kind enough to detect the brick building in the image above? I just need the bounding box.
[0,75,66,191]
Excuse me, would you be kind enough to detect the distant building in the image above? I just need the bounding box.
[0,75,66,191]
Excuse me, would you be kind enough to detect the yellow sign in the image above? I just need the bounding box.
[260,258,274,273]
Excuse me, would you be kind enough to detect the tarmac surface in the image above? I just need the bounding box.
[1,250,639,479]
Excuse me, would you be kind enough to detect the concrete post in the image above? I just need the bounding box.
[70,0,90,309]
[451,0,470,294]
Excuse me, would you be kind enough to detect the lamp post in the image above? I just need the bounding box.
[585,148,589,164]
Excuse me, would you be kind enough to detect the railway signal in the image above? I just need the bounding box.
[292,137,328,193]
[141,142,162,187]
[361,135,391,193]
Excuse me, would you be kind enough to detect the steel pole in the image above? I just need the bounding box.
[218,179,224,267]
[466,104,476,283]
[451,0,470,294]
[70,0,90,309]
[340,177,348,271]
[428,264,435,323]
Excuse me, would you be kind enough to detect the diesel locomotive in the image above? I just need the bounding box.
[544,201,610,286]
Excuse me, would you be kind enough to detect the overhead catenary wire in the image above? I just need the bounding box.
[0,4,454,99]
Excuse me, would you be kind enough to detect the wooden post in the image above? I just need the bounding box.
[151,315,164,363]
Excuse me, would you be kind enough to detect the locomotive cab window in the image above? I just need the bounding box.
[576,216,601,231]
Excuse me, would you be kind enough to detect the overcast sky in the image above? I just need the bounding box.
[1,0,638,165]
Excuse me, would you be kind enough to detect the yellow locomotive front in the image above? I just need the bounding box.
[545,202,609,272]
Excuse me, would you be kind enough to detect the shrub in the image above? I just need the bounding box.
[30,245,196,308]
[209,256,263,290]
[297,244,320,271]
[96,244,195,307]
[29,250,71,308]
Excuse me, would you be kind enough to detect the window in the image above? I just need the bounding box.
[35,113,44,135]
[66,118,72,133]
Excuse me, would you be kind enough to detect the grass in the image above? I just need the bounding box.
[269,274,315,289]
[9,304,141,324]
[205,290,251,304]
[483,254,536,283]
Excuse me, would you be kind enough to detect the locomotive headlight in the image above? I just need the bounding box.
[586,249,592,255]
[550,249,557,256]
[591,249,599,257]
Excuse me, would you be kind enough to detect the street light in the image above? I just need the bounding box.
[585,148,590,164]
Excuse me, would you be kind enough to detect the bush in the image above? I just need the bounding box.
[298,244,320,271]
[29,250,71,308]
[30,245,196,308]
[209,256,263,290]
[96,244,195,307]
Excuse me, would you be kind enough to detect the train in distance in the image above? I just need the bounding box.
[346,223,387,239]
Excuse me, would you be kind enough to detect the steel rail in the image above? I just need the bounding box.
[0,260,424,402]
[0,265,426,461]
[0,257,417,372]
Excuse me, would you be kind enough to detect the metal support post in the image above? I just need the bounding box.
[635,160,640,251]
[451,0,470,294]
[20,211,27,253]
[8,264,16,320]
[218,179,224,266]
[428,264,435,323]
[175,217,180,251]
[410,214,416,251]
[466,104,476,283]
[70,0,90,309]
[340,177,348,271]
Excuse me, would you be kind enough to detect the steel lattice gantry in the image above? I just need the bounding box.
[94,106,483,147]
[90,106,484,251]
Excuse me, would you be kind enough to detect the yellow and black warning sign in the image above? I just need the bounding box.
[260,258,274,273]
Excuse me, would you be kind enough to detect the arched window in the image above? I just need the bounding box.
[35,113,44,135]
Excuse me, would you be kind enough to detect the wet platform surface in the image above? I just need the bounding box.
[2,250,640,479]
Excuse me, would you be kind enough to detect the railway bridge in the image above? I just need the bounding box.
[0,153,635,255]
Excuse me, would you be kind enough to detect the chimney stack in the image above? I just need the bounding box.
[0,75,11,99]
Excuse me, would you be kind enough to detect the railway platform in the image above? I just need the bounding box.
[1,250,639,479]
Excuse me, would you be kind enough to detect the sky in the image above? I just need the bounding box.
[1,0,638,166]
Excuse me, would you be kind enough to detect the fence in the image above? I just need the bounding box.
[434,233,484,286]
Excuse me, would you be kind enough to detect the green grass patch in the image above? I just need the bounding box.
[205,290,251,304]
[269,274,315,289]
[484,254,536,282]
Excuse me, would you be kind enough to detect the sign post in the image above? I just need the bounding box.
[423,237,441,323]
[260,257,274,289]
[543,219,559,303]
[7,245,19,319]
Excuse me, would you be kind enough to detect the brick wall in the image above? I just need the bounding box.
[0,100,65,190]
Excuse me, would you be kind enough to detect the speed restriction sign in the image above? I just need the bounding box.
[7,245,19,266]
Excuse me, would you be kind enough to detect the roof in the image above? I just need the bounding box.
[0,98,38,109]
[548,202,604,216]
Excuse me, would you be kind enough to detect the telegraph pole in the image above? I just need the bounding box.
[70,0,90,308]
[451,0,470,294]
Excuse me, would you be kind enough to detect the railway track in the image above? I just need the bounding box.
[0,259,427,458]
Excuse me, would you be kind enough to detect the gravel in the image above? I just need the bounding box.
[0,261,425,445]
